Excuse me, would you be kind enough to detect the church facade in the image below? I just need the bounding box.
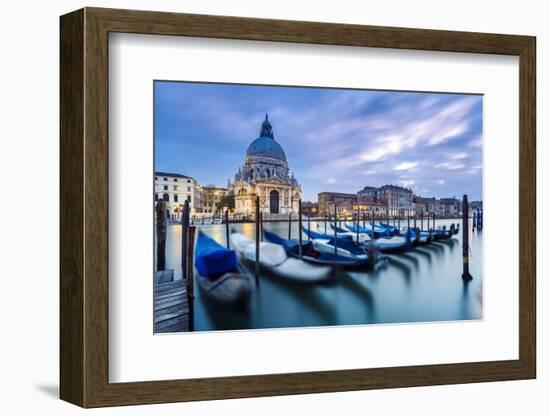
[230,115,301,216]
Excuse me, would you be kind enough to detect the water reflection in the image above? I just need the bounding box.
[159,219,483,331]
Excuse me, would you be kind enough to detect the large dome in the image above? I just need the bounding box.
[245,114,287,163]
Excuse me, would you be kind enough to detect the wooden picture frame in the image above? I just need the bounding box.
[60,7,536,408]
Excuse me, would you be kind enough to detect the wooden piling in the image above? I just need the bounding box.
[420,210,424,231]
[185,225,196,331]
[225,209,230,249]
[397,209,401,231]
[462,194,473,280]
[333,204,338,256]
[298,199,303,258]
[307,211,311,241]
[472,208,477,230]
[156,200,167,271]
[288,211,292,240]
[355,209,359,245]
[255,196,260,282]
[181,200,190,275]
[432,210,436,231]
[371,210,375,239]
[260,211,263,242]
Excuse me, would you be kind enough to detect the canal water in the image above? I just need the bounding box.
[160,219,483,332]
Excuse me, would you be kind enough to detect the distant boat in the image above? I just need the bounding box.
[203,218,213,225]
[230,232,332,284]
[325,225,410,253]
[319,224,370,243]
[213,218,223,225]
[302,225,370,259]
[263,229,383,271]
[194,231,251,304]
[345,223,391,238]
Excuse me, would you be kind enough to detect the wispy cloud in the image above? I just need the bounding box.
[155,82,483,200]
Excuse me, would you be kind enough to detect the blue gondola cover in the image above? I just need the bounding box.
[195,232,238,278]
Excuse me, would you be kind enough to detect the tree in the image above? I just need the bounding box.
[216,194,235,212]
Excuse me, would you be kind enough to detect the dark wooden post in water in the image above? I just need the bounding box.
[370,209,378,240]
[355,208,359,244]
[255,196,260,282]
[462,195,473,280]
[420,210,424,231]
[432,210,436,231]
[225,209,230,249]
[156,200,167,271]
[298,200,303,258]
[185,225,196,331]
[397,209,401,231]
[362,211,366,229]
[324,213,327,234]
[472,208,477,230]
[288,211,292,240]
[333,204,338,256]
[307,211,311,241]
[181,200,190,276]
[259,211,263,242]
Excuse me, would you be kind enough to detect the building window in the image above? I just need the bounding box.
[163,177,168,181]
[187,195,191,202]
[154,176,158,180]
[163,185,168,190]
[174,194,178,202]
[187,179,191,183]
[173,185,178,191]
[187,187,191,192]
[173,178,178,182]
[163,193,169,202]
[155,194,158,201]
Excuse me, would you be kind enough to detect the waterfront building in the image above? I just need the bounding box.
[201,186,229,215]
[470,200,483,211]
[318,192,357,216]
[300,201,318,216]
[230,114,301,216]
[440,197,461,217]
[154,172,202,219]
[355,198,388,217]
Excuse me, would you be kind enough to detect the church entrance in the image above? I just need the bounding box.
[269,190,279,214]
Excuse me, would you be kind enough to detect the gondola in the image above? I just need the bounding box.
[319,224,370,243]
[194,231,251,304]
[317,225,410,254]
[230,232,332,284]
[345,222,391,238]
[302,225,371,259]
[264,229,382,271]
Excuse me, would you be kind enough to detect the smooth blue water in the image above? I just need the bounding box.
[160,219,483,332]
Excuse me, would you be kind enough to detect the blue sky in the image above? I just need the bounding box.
[155,81,482,202]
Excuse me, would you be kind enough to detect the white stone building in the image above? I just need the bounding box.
[154,172,202,219]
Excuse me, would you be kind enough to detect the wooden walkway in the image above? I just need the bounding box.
[154,271,190,333]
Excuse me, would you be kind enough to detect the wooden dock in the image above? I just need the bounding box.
[154,270,190,333]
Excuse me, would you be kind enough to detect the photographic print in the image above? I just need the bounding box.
[153,81,483,333]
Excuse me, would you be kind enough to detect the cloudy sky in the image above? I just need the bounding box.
[155,81,482,202]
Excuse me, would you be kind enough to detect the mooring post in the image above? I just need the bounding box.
[371,210,375,239]
[333,204,338,256]
[420,210,424,231]
[225,209,230,249]
[288,211,292,240]
[472,208,477,230]
[397,209,401,231]
[255,196,260,282]
[462,195,473,280]
[185,224,196,331]
[307,210,311,241]
[181,200,190,277]
[298,199,303,258]
[156,200,167,272]
[480,210,483,230]
[355,209,359,245]
[362,211,366,229]
[261,211,264,242]
[433,210,436,231]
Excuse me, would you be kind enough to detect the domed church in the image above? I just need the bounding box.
[231,114,301,215]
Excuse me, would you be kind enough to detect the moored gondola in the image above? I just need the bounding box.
[194,231,251,305]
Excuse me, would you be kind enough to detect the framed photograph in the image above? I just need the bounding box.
[60,7,536,407]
